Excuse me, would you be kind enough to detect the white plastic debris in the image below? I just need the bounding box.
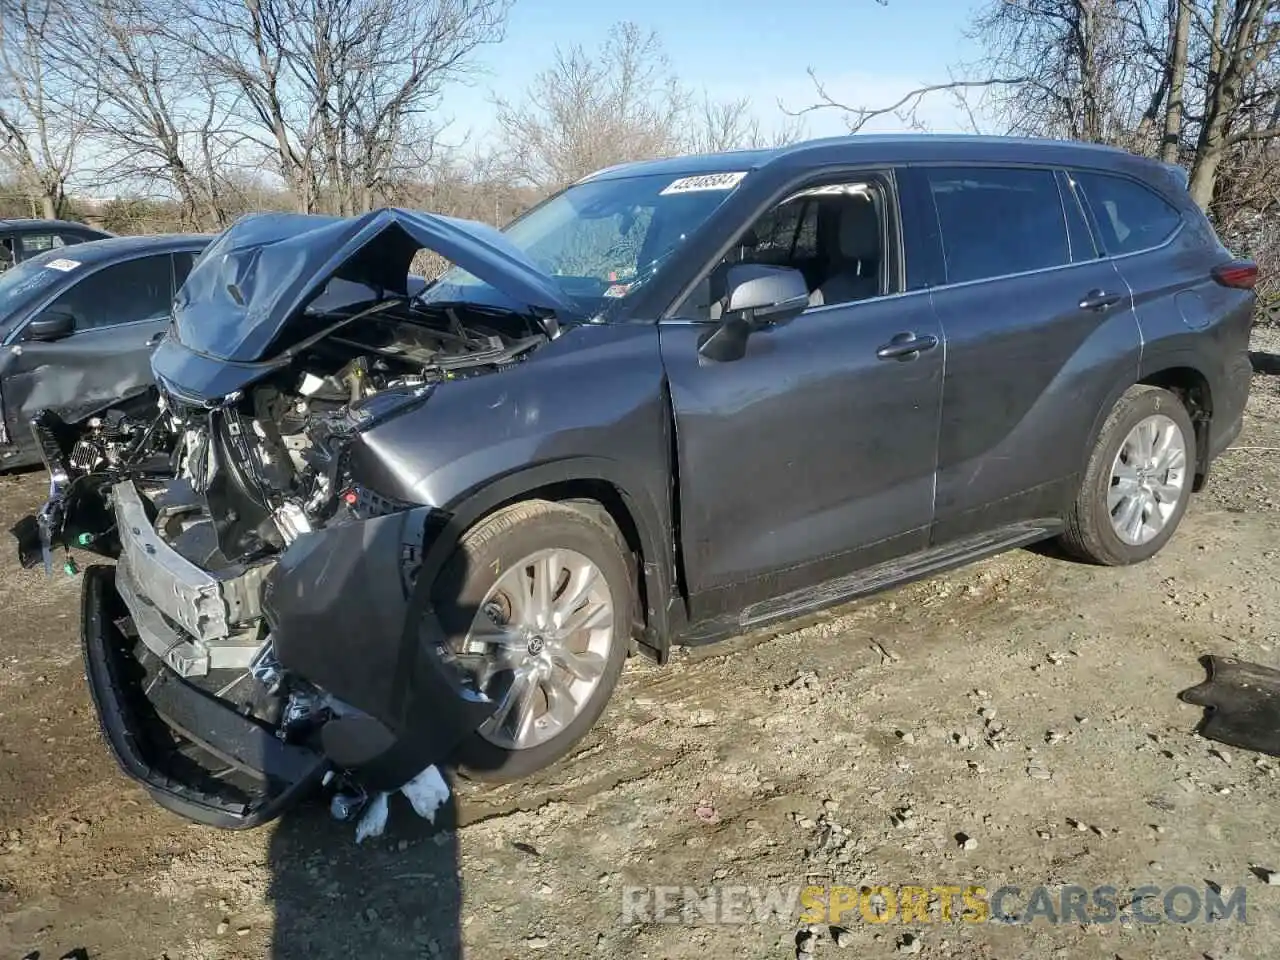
[400,765,450,823]
[349,764,451,843]
[355,792,389,844]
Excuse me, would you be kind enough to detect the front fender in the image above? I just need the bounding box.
[440,454,680,649]
[262,507,493,789]
[344,322,680,642]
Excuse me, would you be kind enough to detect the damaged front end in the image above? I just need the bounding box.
[12,398,175,575]
[19,209,574,828]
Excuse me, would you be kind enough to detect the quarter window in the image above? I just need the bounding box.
[173,251,198,289]
[925,167,1071,284]
[44,255,173,331]
[19,232,65,258]
[1072,171,1181,255]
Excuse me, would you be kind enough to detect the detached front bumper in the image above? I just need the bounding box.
[81,565,329,828]
[74,482,495,829]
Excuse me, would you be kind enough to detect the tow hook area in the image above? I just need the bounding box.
[12,410,119,576]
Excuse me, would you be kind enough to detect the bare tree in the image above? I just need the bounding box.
[1161,0,1193,161]
[686,93,807,153]
[53,0,245,229]
[492,22,690,189]
[1185,0,1280,207]
[495,22,806,190]
[797,0,1280,215]
[0,0,97,218]
[183,0,509,214]
[785,68,1030,133]
[688,95,762,154]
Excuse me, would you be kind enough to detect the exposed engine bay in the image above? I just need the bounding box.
[165,302,546,566]
[10,295,543,829]
[23,299,547,573]
[66,405,163,475]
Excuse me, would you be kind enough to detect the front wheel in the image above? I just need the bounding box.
[1058,384,1196,565]
[432,500,633,781]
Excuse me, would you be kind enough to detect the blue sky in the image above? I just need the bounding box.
[445,0,986,144]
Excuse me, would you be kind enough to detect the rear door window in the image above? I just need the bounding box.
[1071,171,1182,255]
[924,167,1071,284]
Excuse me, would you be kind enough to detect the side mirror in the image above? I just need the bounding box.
[24,309,75,342]
[697,264,809,363]
[724,263,810,325]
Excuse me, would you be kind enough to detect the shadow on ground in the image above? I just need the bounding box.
[268,782,463,959]
[266,525,499,959]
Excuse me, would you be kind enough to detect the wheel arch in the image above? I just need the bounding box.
[1137,350,1214,489]
[440,458,677,662]
[1085,353,1215,491]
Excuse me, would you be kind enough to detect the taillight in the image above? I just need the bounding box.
[1212,260,1259,289]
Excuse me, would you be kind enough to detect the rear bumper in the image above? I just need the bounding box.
[1209,346,1251,463]
[1200,346,1251,485]
[81,564,329,829]
[1208,406,1244,463]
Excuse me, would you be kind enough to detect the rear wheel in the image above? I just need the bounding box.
[1059,384,1196,565]
[432,500,633,781]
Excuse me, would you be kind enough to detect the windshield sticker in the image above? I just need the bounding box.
[604,283,632,298]
[660,172,747,195]
[44,258,81,272]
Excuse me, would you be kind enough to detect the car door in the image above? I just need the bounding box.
[1,253,177,448]
[1068,167,1234,366]
[906,164,1142,545]
[659,171,944,626]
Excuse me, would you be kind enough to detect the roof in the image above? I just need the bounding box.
[589,134,1141,181]
[0,218,110,233]
[30,232,212,265]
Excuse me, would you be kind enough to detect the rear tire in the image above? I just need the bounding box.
[432,499,633,782]
[1058,385,1196,565]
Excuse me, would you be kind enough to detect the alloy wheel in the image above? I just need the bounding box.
[461,548,615,750]
[1108,413,1188,546]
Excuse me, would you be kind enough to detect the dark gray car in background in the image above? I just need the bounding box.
[19,134,1257,828]
[0,233,211,470]
[0,217,113,271]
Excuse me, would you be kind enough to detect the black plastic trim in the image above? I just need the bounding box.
[81,564,329,829]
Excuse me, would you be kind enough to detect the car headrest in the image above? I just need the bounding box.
[838,199,880,261]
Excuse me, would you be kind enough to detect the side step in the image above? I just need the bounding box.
[739,520,1062,629]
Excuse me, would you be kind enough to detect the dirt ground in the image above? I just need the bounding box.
[3,328,1280,960]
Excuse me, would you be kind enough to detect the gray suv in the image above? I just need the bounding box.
[21,135,1257,828]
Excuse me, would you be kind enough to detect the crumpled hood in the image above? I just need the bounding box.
[170,208,574,363]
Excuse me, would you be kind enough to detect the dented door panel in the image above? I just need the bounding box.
[0,318,167,455]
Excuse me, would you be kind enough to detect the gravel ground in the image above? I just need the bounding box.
[2,326,1280,960]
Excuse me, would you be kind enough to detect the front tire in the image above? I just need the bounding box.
[1059,384,1196,565]
[432,499,633,781]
